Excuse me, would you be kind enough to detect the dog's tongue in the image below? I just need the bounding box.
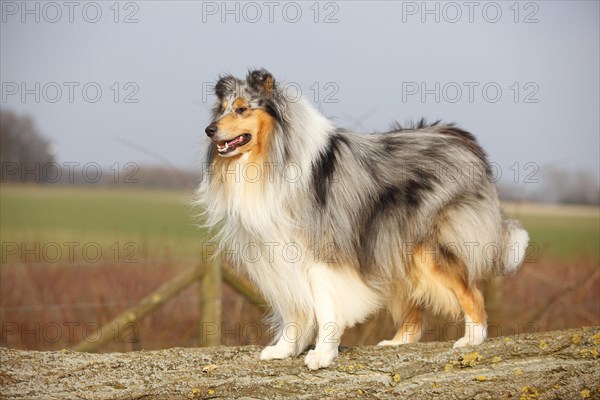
[227,135,245,146]
[217,134,248,154]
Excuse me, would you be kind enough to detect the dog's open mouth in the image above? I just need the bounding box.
[216,134,252,155]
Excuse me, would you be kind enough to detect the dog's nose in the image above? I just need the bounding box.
[205,123,218,137]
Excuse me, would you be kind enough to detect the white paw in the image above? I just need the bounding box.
[453,335,485,348]
[378,337,419,346]
[260,344,295,360]
[304,348,338,370]
[377,340,402,346]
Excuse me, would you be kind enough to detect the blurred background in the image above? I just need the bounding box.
[1,1,598,352]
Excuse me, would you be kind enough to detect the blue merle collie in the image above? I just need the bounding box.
[195,69,529,370]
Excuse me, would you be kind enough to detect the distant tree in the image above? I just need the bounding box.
[557,169,600,205]
[498,167,600,206]
[0,110,56,183]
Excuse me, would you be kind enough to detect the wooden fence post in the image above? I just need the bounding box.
[199,260,222,346]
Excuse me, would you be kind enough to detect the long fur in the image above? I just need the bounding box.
[194,69,529,369]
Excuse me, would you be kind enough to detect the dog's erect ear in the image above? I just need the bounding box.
[247,69,276,97]
[214,75,238,100]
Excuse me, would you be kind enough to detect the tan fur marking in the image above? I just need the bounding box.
[232,97,248,110]
[247,109,275,163]
[413,246,486,324]
[261,76,274,96]
[390,307,423,343]
[451,282,486,325]
[211,108,275,171]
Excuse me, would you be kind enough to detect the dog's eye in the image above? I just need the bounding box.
[235,107,247,114]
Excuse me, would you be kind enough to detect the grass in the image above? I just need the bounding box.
[1,185,598,263]
[0,185,203,262]
[518,214,599,261]
[503,203,600,262]
[1,185,198,235]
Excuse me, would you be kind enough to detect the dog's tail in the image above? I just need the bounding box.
[499,217,529,274]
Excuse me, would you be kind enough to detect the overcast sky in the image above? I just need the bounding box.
[1,1,598,181]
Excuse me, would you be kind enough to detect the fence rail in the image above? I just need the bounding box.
[71,261,266,352]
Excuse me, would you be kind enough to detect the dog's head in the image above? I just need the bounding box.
[206,69,283,158]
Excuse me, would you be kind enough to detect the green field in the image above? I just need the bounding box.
[0,185,204,263]
[1,185,598,264]
[517,214,599,262]
[503,203,600,262]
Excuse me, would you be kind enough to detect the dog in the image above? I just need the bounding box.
[195,69,529,370]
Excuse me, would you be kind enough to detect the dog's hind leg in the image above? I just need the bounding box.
[431,261,488,348]
[378,305,423,346]
[410,245,487,348]
[449,280,487,348]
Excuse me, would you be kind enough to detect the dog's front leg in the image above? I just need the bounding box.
[260,333,298,360]
[304,314,342,370]
[260,315,314,360]
[304,265,345,370]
